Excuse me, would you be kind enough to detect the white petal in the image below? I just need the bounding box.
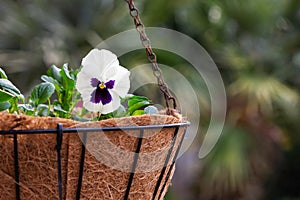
[75,70,94,93]
[102,61,124,81]
[111,66,130,97]
[81,90,93,102]
[81,49,119,79]
[101,92,121,114]
[83,100,103,112]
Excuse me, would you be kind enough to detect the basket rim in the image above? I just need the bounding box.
[0,121,190,135]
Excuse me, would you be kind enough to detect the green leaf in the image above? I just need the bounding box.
[53,103,69,118]
[41,75,62,91]
[47,65,62,83]
[120,94,134,103]
[18,104,35,115]
[0,79,21,96]
[99,113,114,120]
[18,104,33,111]
[62,64,73,80]
[54,104,68,113]
[30,82,55,106]
[128,101,151,114]
[132,110,145,116]
[41,75,59,85]
[0,89,15,102]
[70,67,80,77]
[127,95,152,115]
[37,104,50,116]
[0,68,8,79]
[128,96,151,107]
[0,101,11,111]
[60,64,75,90]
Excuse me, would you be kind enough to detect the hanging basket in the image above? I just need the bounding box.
[0,111,189,200]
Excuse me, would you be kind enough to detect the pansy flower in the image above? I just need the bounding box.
[76,49,130,114]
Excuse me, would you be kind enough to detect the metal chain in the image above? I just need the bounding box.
[124,0,177,112]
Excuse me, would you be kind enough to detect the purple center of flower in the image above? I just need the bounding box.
[90,78,115,105]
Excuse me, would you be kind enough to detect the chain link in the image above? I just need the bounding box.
[124,0,177,112]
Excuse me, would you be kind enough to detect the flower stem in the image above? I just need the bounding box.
[97,112,101,121]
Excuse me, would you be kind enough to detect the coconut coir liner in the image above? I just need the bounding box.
[0,112,185,200]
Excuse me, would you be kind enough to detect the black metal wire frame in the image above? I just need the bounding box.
[0,122,189,200]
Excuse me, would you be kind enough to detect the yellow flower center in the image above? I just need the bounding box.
[99,82,106,89]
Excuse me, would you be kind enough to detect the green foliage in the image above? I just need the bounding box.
[0,101,10,111]
[42,64,79,118]
[127,95,152,115]
[0,68,24,113]
[30,83,55,107]
[18,104,35,116]
[0,65,79,117]
[0,66,157,120]
[98,95,153,120]
[0,68,8,79]
[48,65,63,83]
[0,79,22,98]
[0,88,15,102]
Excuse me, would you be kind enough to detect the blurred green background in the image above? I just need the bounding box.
[1,0,300,199]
